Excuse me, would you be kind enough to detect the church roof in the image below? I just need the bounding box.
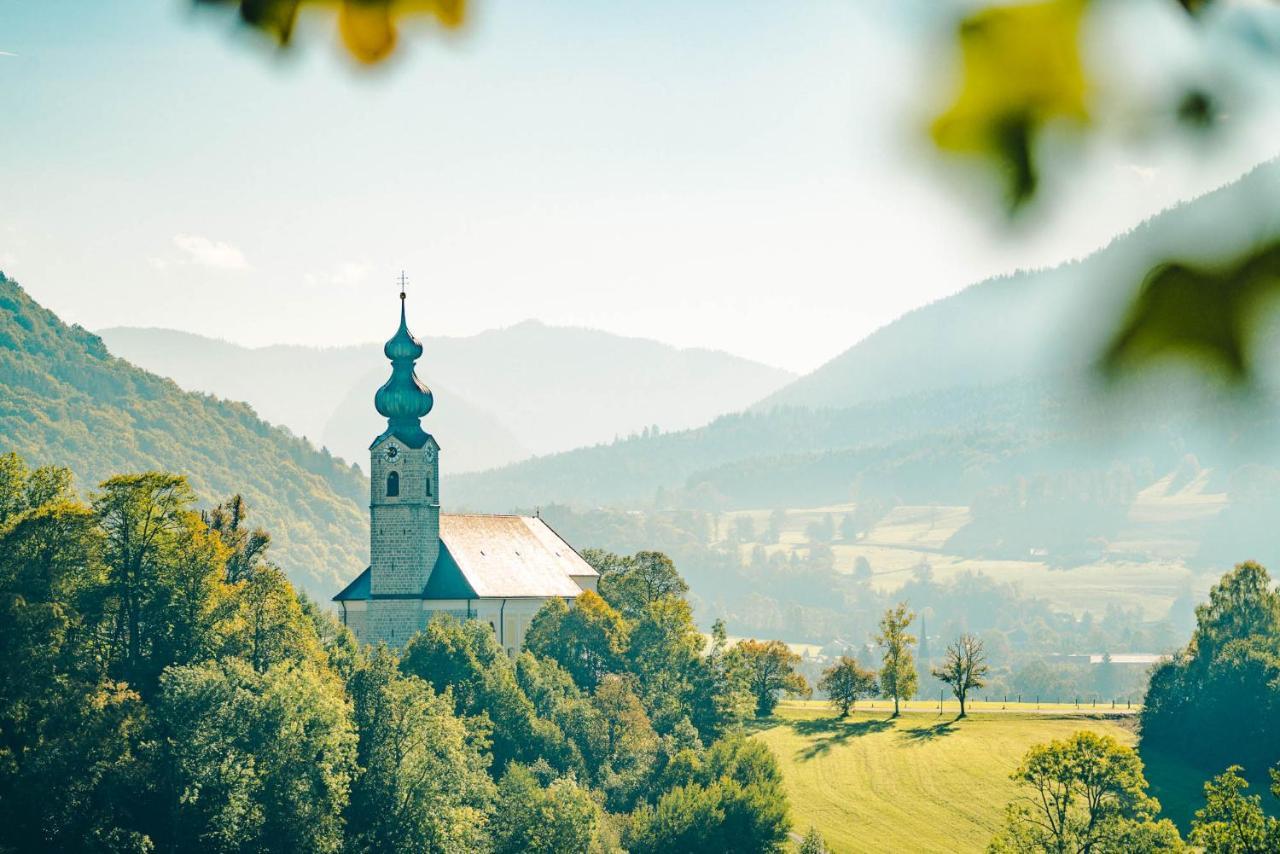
[442,514,596,598]
[333,514,596,602]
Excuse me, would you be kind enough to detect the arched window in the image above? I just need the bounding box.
[386,471,399,497]
[425,475,432,498]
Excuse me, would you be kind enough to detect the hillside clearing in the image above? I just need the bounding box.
[757,702,1140,854]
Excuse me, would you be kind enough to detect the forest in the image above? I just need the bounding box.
[4,449,1280,852]
[0,452,797,853]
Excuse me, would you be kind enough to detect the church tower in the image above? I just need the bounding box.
[365,282,440,644]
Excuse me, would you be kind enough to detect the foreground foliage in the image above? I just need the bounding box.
[988,731,1183,853]
[0,452,792,852]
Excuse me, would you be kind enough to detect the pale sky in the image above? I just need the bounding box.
[3,0,1280,372]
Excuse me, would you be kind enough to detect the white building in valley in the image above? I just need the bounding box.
[333,287,597,651]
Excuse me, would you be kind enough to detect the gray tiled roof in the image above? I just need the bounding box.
[441,514,595,598]
[333,514,596,602]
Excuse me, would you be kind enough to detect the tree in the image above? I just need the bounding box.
[1189,766,1280,854]
[817,656,879,717]
[345,648,493,853]
[400,614,545,770]
[688,619,754,740]
[626,736,791,854]
[223,563,322,672]
[490,764,601,854]
[933,634,989,718]
[1142,562,1280,774]
[94,473,226,697]
[876,604,918,717]
[799,826,830,854]
[203,494,271,584]
[588,674,661,812]
[1193,561,1280,661]
[524,591,629,691]
[725,639,808,718]
[626,595,704,735]
[154,658,357,854]
[596,550,689,621]
[988,731,1183,854]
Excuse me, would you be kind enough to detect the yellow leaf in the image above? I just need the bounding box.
[931,0,1091,209]
[340,1,397,65]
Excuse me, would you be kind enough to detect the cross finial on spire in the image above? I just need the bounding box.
[397,270,408,301]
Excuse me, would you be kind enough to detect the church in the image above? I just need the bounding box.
[333,288,598,651]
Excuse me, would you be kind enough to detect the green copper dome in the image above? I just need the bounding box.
[373,296,434,448]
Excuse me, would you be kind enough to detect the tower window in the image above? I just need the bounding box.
[426,476,432,497]
[386,471,400,497]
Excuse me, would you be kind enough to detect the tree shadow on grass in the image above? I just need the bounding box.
[899,720,960,743]
[790,717,894,761]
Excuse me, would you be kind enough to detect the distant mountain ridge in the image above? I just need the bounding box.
[451,158,1280,531]
[0,275,366,598]
[758,157,1280,412]
[99,320,795,475]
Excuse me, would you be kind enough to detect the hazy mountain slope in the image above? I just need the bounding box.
[759,157,1280,412]
[420,321,796,455]
[453,160,1280,520]
[99,320,795,471]
[96,327,376,446]
[0,275,366,598]
[321,367,529,474]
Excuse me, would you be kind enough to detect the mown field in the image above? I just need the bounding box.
[756,701,1195,854]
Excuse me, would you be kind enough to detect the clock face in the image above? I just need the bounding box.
[384,445,400,462]
[425,446,436,462]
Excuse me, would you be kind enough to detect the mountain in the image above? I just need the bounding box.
[320,367,529,476]
[0,275,366,598]
[758,158,1280,412]
[449,160,1280,532]
[98,321,795,473]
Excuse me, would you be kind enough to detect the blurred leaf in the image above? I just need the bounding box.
[1177,0,1212,16]
[931,0,1091,212]
[238,0,301,44]
[1101,241,1280,382]
[196,0,466,62]
[339,1,397,64]
[1177,88,1215,129]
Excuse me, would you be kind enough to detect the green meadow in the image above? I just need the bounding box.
[756,701,1203,854]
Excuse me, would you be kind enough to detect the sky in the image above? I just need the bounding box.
[3,0,1280,373]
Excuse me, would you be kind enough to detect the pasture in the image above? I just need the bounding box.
[757,701,1149,853]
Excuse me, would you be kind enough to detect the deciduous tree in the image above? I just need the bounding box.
[818,656,878,717]
[1189,765,1280,854]
[876,604,918,717]
[725,639,808,718]
[988,731,1183,853]
[933,633,989,718]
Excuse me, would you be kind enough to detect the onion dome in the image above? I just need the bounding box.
[373,293,434,447]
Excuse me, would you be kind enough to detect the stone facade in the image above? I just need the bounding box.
[367,434,439,642]
[368,434,439,596]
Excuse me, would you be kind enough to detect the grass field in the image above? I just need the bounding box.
[756,701,1141,854]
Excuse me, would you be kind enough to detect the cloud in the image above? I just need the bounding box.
[1128,164,1158,183]
[0,51,17,58]
[173,233,249,270]
[305,262,371,288]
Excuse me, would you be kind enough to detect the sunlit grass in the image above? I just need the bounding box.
[757,702,1138,853]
